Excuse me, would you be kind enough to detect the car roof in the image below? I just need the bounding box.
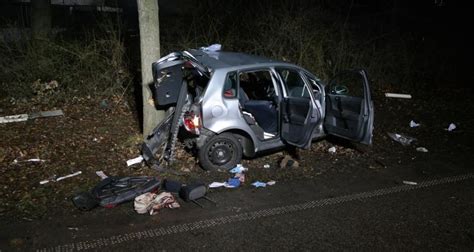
[187,49,288,70]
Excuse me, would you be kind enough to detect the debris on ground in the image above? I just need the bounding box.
[40,171,82,185]
[446,123,456,132]
[234,172,245,183]
[280,155,299,169]
[12,158,46,164]
[229,164,248,173]
[266,180,276,186]
[263,164,270,169]
[0,109,64,124]
[402,180,418,186]
[208,178,240,189]
[328,146,336,154]
[384,93,412,99]
[416,147,429,153]
[200,43,222,52]
[251,181,267,188]
[409,120,420,128]
[126,155,144,166]
[72,176,160,211]
[387,133,416,146]
[95,171,108,180]
[134,192,180,215]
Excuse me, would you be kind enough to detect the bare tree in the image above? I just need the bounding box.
[137,0,164,137]
[31,0,51,39]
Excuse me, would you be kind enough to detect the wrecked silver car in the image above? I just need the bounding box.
[142,48,374,171]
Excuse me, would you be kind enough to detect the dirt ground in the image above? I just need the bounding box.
[0,88,473,225]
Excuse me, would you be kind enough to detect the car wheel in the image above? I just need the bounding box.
[198,133,242,171]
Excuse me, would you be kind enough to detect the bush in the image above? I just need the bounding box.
[0,22,131,101]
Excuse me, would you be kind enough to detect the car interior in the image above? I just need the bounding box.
[228,70,279,140]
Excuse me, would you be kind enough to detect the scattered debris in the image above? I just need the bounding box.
[95,171,108,180]
[266,180,276,186]
[227,178,241,188]
[67,227,79,231]
[40,171,82,185]
[12,158,46,164]
[126,155,144,166]
[280,155,299,169]
[134,192,180,215]
[409,120,420,128]
[229,164,248,173]
[234,172,245,183]
[387,132,416,146]
[402,180,418,186]
[263,164,270,169]
[179,182,215,208]
[416,147,429,153]
[446,123,456,132]
[72,176,160,211]
[208,182,227,188]
[251,181,267,188]
[0,109,64,124]
[328,146,336,154]
[200,43,222,52]
[384,93,412,99]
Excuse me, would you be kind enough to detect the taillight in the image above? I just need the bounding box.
[183,111,201,134]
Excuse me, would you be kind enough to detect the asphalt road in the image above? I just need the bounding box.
[2,171,472,251]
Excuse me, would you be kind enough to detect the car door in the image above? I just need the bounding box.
[324,69,374,144]
[276,68,319,148]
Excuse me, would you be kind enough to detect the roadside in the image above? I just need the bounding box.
[0,88,473,246]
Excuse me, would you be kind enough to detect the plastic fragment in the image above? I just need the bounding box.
[385,93,412,99]
[229,164,248,173]
[409,120,420,128]
[263,164,270,169]
[252,181,267,188]
[402,180,418,186]
[126,155,144,166]
[446,123,456,132]
[416,147,428,153]
[96,171,108,180]
[328,146,336,153]
[266,180,276,186]
[200,43,222,52]
[387,132,416,146]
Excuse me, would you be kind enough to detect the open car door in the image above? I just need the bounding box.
[324,69,374,144]
[278,68,320,149]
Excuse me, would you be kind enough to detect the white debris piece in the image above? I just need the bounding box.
[416,147,429,153]
[266,180,276,186]
[12,158,46,164]
[263,164,270,169]
[126,155,144,166]
[0,110,64,124]
[385,93,412,99]
[40,171,82,185]
[446,123,456,132]
[200,43,222,52]
[409,120,420,128]
[95,171,108,180]
[328,146,336,153]
[402,180,418,186]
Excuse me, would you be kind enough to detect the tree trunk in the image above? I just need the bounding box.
[31,0,51,39]
[137,0,164,137]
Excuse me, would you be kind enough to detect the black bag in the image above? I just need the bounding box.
[72,176,161,211]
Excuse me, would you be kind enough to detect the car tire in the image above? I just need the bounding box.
[198,133,242,171]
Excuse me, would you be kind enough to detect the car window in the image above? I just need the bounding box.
[223,71,238,98]
[239,70,276,101]
[276,68,310,98]
[329,71,364,97]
